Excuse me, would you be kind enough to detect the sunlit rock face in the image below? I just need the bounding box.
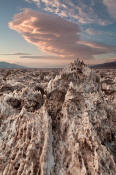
[0,60,116,175]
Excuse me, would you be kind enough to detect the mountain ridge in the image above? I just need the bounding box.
[91,60,116,69]
[0,61,27,69]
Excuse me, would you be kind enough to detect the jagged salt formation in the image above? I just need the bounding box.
[0,60,116,175]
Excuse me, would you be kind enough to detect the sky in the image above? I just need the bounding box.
[0,0,116,68]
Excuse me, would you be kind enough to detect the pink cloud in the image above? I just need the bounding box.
[103,0,116,19]
[85,28,102,35]
[9,9,116,60]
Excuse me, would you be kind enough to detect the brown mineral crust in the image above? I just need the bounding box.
[0,60,116,175]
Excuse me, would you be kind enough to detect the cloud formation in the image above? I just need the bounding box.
[85,28,115,37]
[25,0,112,25]
[9,9,116,60]
[0,52,31,56]
[103,0,116,19]
[85,29,103,36]
[20,55,69,59]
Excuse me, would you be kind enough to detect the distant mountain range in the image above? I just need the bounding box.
[91,61,116,69]
[1,60,116,69]
[0,62,27,69]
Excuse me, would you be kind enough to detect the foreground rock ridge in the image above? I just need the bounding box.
[0,60,116,175]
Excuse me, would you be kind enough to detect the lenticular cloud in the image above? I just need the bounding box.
[9,8,116,59]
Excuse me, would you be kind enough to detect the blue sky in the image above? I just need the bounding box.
[0,0,116,67]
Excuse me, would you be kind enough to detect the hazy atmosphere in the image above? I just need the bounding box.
[0,0,116,67]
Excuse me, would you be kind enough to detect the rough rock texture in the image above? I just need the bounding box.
[0,60,116,175]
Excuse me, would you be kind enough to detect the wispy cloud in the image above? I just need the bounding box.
[9,9,116,61]
[20,55,69,59]
[85,28,103,36]
[103,0,116,19]
[0,52,31,56]
[85,28,115,36]
[25,0,112,26]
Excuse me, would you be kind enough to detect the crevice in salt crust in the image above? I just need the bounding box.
[40,106,54,175]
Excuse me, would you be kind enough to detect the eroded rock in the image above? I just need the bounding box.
[0,60,116,175]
